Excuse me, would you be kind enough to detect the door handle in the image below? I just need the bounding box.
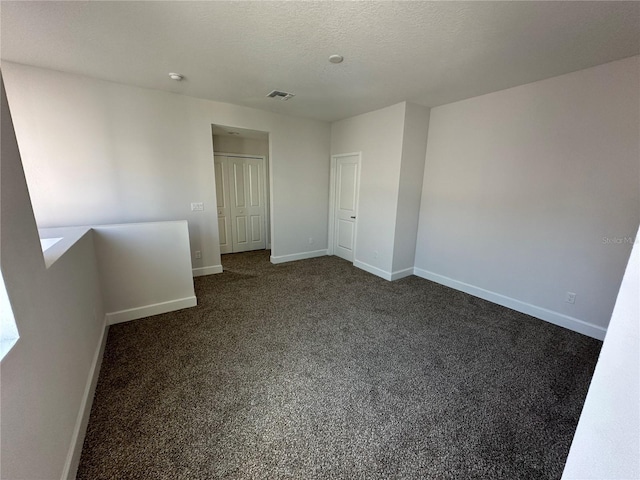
[350,216,356,219]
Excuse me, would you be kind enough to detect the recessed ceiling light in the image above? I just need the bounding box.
[168,72,184,81]
[329,55,344,64]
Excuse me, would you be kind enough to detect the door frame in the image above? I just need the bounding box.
[214,152,270,252]
[328,152,362,261]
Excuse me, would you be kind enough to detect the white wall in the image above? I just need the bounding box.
[42,221,197,324]
[331,102,406,274]
[331,101,430,279]
[392,103,430,275]
[1,76,106,480]
[93,222,195,322]
[2,62,331,272]
[213,134,269,159]
[414,56,640,337]
[562,227,639,479]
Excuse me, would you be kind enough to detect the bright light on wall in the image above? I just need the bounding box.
[0,270,20,360]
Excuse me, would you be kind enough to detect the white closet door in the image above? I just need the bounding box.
[227,156,266,253]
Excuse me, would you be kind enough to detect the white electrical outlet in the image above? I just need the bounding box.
[373,250,379,259]
[195,251,202,259]
[190,202,204,211]
[565,291,576,304]
[308,237,314,245]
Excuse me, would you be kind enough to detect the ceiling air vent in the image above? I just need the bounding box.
[267,90,295,101]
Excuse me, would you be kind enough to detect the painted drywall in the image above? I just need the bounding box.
[2,62,331,272]
[213,134,269,159]
[1,76,106,479]
[562,227,639,478]
[41,221,197,324]
[415,56,639,335]
[330,101,431,279]
[392,103,430,275]
[95,222,195,322]
[331,102,406,274]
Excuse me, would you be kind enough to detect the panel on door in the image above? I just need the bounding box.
[229,158,248,252]
[235,216,248,244]
[248,162,261,207]
[250,215,262,242]
[214,156,232,254]
[334,155,360,262]
[231,161,246,208]
[337,219,354,249]
[218,217,229,248]
[245,158,266,250]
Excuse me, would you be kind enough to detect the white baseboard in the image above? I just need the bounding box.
[413,267,606,340]
[106,296,197,325]
[352,261,413,282]
[354,260,392,281]
[62,318,108,480]
[391,267,414,281]
[192,265,223,277]
[270,249,327,264]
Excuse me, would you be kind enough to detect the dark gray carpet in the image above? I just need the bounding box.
[77,250,601,480]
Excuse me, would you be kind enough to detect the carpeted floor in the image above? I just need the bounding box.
[77,250,601,480]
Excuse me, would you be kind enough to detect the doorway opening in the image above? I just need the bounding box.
[212,125,271,261]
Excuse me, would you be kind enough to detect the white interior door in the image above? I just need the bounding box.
[228,156,267,253]
[214,155,232,254]
[333,154,360,262]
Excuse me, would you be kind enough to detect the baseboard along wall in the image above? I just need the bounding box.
[350,259,606,340]
[413,267,606,340]
[353,260,393,281]
[270,249,328,264]
[105,296,198,325]
[62,319,109,480]
[390,267,414,281]
[352,260,413,282]
[192,265,223,277]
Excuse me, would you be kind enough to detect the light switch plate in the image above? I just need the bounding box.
[191,202,204,211]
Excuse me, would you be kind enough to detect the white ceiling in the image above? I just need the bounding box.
[1,1,638,123]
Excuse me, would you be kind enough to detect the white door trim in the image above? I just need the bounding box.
[328,152,361,261]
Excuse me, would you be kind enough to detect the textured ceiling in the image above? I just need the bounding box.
[1,1,638,122]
